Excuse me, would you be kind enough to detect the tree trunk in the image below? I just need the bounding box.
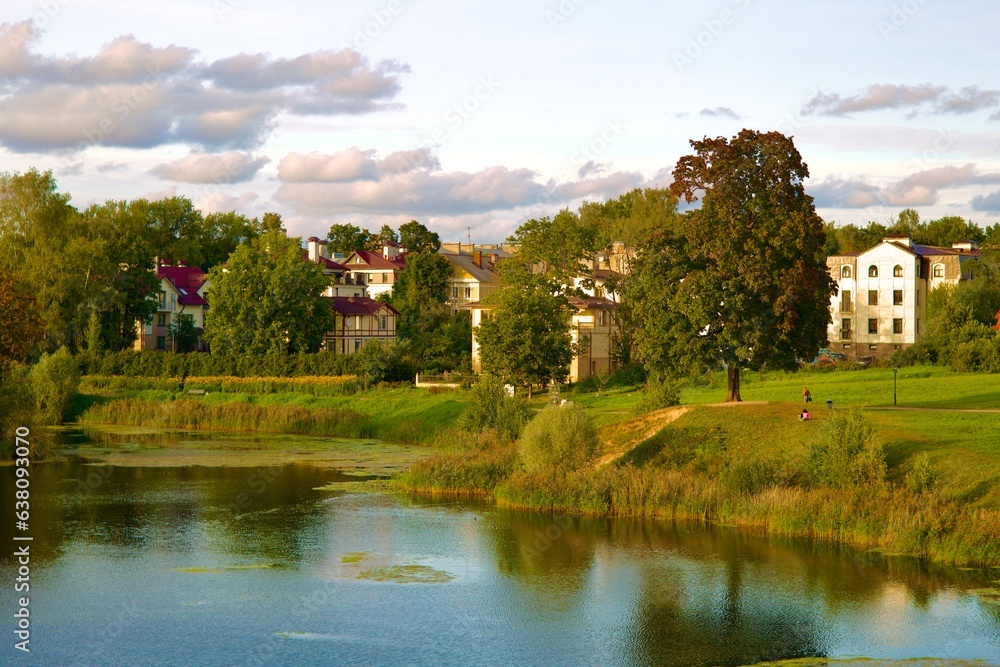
[726,366,742,402]
[527,383,533,399]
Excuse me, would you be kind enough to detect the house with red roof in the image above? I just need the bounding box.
[134,261,211,352]
[826,236,980,361]
[324,296,399,355]
[342,244,407,299]
[306,237,366,298]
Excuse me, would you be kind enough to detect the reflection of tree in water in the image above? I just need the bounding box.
[0,456,335,569]
[484,507,601,612]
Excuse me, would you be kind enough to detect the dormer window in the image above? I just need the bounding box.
[841,265,852,278]
[868,265,878,278]
[933,264,944,278]
[893,265,903,278]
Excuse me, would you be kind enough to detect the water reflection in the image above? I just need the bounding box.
[0,428,997,666]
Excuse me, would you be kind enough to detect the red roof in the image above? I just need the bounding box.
[994,310,1000,331]
[345,250,406,271]
[158,266,208,306]
[329,296,399,316]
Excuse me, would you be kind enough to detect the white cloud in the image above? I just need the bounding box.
[699,107,741,120]
[194,191,260,215]
[0,20,408,153]
[810,164,1000,209]
[275,147,653,217]
[151,152,270,183]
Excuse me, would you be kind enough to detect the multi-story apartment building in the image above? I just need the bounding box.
[306,237,365,298]
[826,236,979,360]
[438,244,508,315]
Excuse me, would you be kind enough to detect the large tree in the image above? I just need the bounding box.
[635,129,835,402]
[198,211,263,269]
[476,283,574,396]
[399,220,441,253]
[205,231,334,354]
[327,223,374,255]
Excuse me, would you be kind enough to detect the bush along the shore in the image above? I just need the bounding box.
[397,408,1000,567]
[30,347,80,424]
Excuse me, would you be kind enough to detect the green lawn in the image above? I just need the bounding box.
[681,365,1000,409]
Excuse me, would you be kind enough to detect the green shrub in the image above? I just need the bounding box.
[518,403,597,473]
[458,374,531,442]
[905,453,937,493]
[0,364,38,458]
[29,347,80,423]
[721,457,778,495]
[635,376,680,414]
[806,410,886,490]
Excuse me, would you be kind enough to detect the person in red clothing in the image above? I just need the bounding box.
[799,408,811,421]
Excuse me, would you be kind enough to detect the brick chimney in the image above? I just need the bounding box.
[489,253,499,269]
[473,250,482,269]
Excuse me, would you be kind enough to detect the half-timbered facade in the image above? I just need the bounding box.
[324,296,399,354]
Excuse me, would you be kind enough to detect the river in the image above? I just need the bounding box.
[0,428,998,666]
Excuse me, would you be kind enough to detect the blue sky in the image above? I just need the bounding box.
[3,0,999,241]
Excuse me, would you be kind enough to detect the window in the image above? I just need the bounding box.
[869,265,879,278]
[916,319,920,334]
[464,286,473,299]
[367,273,374,283]
[893,318,903,334]
[893,290,903,306]
[841,265,852,278]
[893,265,903,278]
[840,290,852,312]
[841,318,852,340]
[594,285,605,297]
[354,339,362,352]
[843,344,852,349]
[869,344,878,350]
[156,336,166,350]
[157,313,167,327]
[868,318,878,334]
[451,286,459,299]
[868,290,878,306]
[379,315,388,331]
[916,263,922,278]
[932,264,944,278]
[599,310,608,326]
[915,291,920,306]
[894,344,901,350]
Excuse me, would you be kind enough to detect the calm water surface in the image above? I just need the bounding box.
[1,429,998,666]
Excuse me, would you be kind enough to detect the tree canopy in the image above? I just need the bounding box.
[630,130,835,401]
[327,223,374,255]
[399,220,441,253]
[204,231,334,355]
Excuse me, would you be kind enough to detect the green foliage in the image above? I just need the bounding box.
[458,374,532,442]
[518,403,597,473]
[905,453,937,493]
[0,363,37,458]
[326,223,374,254]
[29,346,80,423]
[205,231,334,355]
[168,314,200,353]
[656,130,837,402]
[0,268,44,368]
[503,209,596,291]
[720,457,779,495]
[635,375,681,413]
[828,212,988,254]
[352,340,409,386]
[477,283,574,390]
[807,410,886,490]
[79,350,355,378]
[398,220,441,253]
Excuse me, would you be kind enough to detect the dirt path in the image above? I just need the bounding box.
[594,406,692,469]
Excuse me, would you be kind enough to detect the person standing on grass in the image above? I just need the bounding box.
[803,387,812,404]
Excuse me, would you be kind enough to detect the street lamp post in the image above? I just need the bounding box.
[893,367,898,406]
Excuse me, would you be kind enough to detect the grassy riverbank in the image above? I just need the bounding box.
[77,378,467,444]
[400,366,1000,567]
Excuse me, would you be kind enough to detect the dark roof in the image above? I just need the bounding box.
[328,296,399,316]
[910,244,979,257]
[158,266,208,306]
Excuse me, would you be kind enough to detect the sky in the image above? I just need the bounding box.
[2,0,1000,242]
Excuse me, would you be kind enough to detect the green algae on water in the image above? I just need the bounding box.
[356,564,454,584]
